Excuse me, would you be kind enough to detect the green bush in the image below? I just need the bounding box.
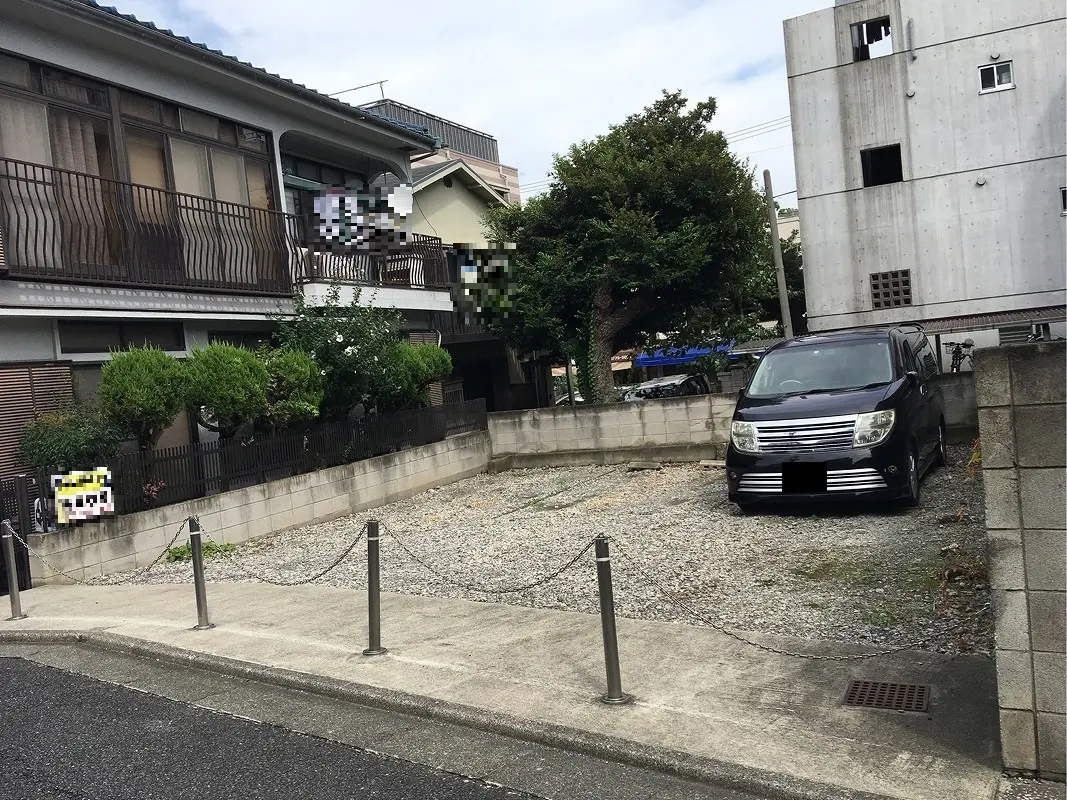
[185,343,269,439]
[260,347,324,429]
[99,347,186,450]
[375,342,453,412]
[20,406,121,472]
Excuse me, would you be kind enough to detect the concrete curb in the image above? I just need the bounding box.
[0,629,893,800]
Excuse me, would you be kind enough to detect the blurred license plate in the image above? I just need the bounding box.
[782,462,827,493]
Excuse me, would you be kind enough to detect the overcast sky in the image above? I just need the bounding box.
[113,0,828,204]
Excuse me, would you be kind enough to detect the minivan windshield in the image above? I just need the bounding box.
[746,339,895,398]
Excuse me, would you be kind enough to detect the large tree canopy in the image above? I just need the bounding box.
[483,91,768,401]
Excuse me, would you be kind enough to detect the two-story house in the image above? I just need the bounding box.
[0,0,457,476]
[784,0,1066,365]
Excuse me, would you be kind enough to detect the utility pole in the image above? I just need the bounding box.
[564,359,576,405]
[763,169,794,340]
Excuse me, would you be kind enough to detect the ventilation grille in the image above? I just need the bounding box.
[870,270,912,309]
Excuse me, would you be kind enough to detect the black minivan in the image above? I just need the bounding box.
[726,325,946,510]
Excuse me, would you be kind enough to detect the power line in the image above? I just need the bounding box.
[722,115,790,138]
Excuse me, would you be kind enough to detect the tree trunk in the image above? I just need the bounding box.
[589,278,646,402]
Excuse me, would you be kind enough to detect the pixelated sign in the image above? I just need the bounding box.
[451,243,518,324]
[312,184,413,255]
[53,468,113,526]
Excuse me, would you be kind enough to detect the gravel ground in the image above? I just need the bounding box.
[95,444,992,655]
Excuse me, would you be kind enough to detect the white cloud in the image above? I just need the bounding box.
[112,0,827,203]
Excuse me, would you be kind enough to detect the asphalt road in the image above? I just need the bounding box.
[0,657,536,800]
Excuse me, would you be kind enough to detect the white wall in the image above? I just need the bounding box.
[785,0,1067,331]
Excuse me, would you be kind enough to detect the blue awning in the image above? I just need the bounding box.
[634,342,736,368]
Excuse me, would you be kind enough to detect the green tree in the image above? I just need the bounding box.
[98,347,185,450]
[20,406,122,472]
[274,285,404,419]
[259,347,324,430]
[483,91,767,401]
[184,343,269,440]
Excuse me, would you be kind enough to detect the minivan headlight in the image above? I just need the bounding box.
[853,410,895,447]
[731,421,759,453]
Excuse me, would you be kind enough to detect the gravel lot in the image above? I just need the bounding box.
[98,444,992,655]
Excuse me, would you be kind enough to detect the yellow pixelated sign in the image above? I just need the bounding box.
[53,468,114,526]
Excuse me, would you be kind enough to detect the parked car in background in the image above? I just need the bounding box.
[622,374,713,401]
[725,325,946,511]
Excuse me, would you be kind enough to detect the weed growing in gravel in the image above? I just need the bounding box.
[165,541,236,563]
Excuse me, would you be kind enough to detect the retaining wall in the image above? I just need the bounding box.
[27,432,490,585]
[487,394,736,470]
[975,342,1066,779]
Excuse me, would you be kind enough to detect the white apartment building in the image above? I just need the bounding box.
[784,0,1066,348]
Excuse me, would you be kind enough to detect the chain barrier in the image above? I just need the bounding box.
[607,537,978,662]
[199,523,367,587]
[9,516,192,587]
[380,521,597,595]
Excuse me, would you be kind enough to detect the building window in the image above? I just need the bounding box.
[860,144,903,187]
[57,321,185,354]
[870,270,912,309]
[979,61,1014,93]
[851,18,892,62]
[1060,187,1066,215]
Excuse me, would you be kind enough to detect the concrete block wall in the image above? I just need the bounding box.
[931,372,978,436]
[975,342,1066,779]
[488,394,736,469]
[27,432,490,585]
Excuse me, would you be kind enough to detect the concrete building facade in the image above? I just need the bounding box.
[784,0,1066,337]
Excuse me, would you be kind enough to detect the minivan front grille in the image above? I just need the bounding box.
[754,415,857,454]
[737,467,887,494]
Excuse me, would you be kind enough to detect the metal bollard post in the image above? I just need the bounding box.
[2,521,27,621]
[188,517,214,631]
[595,535,631,705]
[362,520,387,656]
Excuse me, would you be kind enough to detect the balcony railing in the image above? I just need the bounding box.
[297,230,452,290]
[0,157,299,296]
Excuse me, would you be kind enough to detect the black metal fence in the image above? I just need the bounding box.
[0,156,299,295]
[33,400,486,519]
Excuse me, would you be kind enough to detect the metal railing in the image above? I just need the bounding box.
[0,157,300,296]
[298,231,451,289]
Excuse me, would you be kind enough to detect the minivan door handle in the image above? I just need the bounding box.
[920,383,929,396]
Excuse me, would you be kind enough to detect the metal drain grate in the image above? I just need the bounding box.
[843,680,929,713]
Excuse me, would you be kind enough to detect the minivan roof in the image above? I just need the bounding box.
[770,324,921,352]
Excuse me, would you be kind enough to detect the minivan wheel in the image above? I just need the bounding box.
[932,421,948,469]
[902,447,921,508]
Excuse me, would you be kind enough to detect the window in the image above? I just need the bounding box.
[1060,187,1066,215]
[40,67,109,109]
[908,332,938,379]
[120,90,178,128]
[851,17,892,62]
[979,61,1014,93]
[57,321,185,353]
[861,144,903,187]
[870,270,912,309]
[747,340,894,398]
[0,53,39,91]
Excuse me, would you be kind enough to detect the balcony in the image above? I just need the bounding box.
[0,157,298,296]
[296,230,452,290]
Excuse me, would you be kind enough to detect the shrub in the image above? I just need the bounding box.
[374,342,454,412]
[99,347,186,450]
[184,343,269,439]
[260,347,324,429]
[20,406,121,472]
[274,284,403,419]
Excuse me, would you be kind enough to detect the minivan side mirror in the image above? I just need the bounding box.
[905,370,919,388]
[737,387,745,400]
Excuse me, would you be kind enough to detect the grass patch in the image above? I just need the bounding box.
[165,540,236,563]
[790,551,882,588]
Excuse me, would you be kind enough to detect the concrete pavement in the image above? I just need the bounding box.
[0,583,1001,800]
